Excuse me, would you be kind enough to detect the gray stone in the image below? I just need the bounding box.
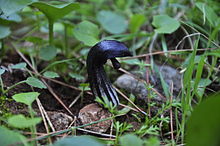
[47,111,73,131]
[115,65,182,101]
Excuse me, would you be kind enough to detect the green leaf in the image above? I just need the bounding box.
[193,55,205,101]
[12,92,40,106]
[79,83,90,91]
[43,71,59,78]
[69,73,85,81]
[0,126,27,146]
[206,49,220,57]
[8,115,41,128]
[196,2,219,27]
[129,14,146,33]
[186,93,220,146]
[152,15,180,34]
[120,134,143,146]
[26,77,47,89]
[196,87,205,98]
[0,0,36,16]
[39,45,57,61]
[0,67,6,75]
[25,36,44,44]
[0,13,22,22]
[97,10,128,34]
[121,59,141,65]
[198,79,212,87]
[31,2,80,22]
[144,137,160,146]
[11,62,27,69]
[0,25,11,39]
[73,21,99,46]
[53,136,104,146]
[154,65,170,98]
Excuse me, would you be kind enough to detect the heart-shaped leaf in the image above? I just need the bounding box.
[8,115,41,128]
[0,13,22,23]
[69,72,85,81]
[0,0,36,16]
[0,126,27,146]
[11,62,27,69]
[12,92,40,106]
[31,2,80,22]
[26,77,47,89]
[0,25,11,39]
[53,136,104,146]
[152,15,180,34]
[120,134,143,146]
[97,10,128,34]
[43,71,59,78]
[73,20,100,46]
[39,45,57,61]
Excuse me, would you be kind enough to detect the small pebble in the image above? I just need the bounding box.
[78,103,112,133]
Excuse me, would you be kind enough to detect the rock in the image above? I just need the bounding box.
[154,65,182,93]
[47,111,73,131]
[78,103,112,133]
[115,74,156,100]
[115,64,182,101]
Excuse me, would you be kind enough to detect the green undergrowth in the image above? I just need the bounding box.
[0,0,220,145]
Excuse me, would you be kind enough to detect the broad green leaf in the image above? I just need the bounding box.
[186,93,220,146]
[0,13,22,22]
[73,21,99,46]
[152,15,180,34]
[0,67,5,75]
[0,25,11,39]
[0,0,36,16]
[0,126,27,146]
[8,115,41,128]
[26,77,47,89]
[69,73,85,81]
[97,10,128,34]
[12,92,40,106]
[129,14,146,33]
[198,79,212,87]
[43,71,59,78]
[11,62,27,69]
[39,45,57,61]
[196,2,219,27]
[120,134,143,146]
[31,2,80,22]
[53,136,104,146]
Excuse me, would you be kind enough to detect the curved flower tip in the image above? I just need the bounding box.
[86,40,132,106]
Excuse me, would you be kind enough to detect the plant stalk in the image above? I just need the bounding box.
[48,20,54,46]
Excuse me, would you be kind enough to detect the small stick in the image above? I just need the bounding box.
[77,128,116,138]
[121,48,218,60]
[115,86,147,115]
[36,98,52,143]
[13,43,73,116]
